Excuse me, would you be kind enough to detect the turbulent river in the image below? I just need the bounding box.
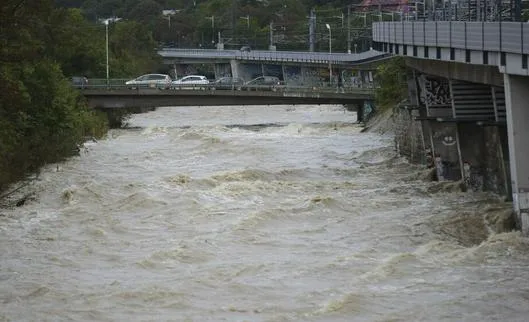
[1,105,529,322]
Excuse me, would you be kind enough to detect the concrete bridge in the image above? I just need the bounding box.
[83,86,374,109]
[157,48,390,87]
[82,48,388,121]
[372,11,529,234]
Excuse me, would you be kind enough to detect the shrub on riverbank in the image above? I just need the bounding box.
[374,57,408,111]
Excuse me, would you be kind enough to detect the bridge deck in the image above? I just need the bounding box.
[81,87,375,109]
[158,48,390,66]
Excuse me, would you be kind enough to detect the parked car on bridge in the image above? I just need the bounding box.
[210,76,245,90]
[242,76,282,92]
[125,74,172,89]
[171,75,209,89]
[71,76,88,88]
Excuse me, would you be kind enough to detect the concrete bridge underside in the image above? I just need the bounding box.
[84,89,370,110]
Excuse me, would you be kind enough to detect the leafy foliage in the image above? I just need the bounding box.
[374,57,408,110]
[0,1,109,192]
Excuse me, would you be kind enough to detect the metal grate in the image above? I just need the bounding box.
[492,86,506,122]
[450,81,496,120]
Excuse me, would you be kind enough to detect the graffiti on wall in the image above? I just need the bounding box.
[214,64,232,78]
[263,64,282,79]
[417,75,451,107]
[239,63,261,81]
[284,66,302,86]
[430,123,461,181]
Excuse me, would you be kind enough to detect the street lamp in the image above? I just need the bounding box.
[104,19,109,87]
[325,23,332,86]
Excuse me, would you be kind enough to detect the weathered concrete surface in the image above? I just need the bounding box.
[83,89,371,110]
[457,124,510,195]
[504,74,529,235]
[429,122,461,181]
[393,107,428,165]
[406,58,504,87]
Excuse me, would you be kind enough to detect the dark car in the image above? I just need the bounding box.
[210,76,245,90]
[242,76,282,91]
[71,76,88,88]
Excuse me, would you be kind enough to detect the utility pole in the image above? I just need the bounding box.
[206,16,215,45]
[347,5,351,53]
[231,0,235,45]
[269,22,275,50]
[309,8,316,52]
[326,23,332,85]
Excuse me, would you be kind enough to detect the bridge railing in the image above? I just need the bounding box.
[75,78,377,94]
[158,48,388,64]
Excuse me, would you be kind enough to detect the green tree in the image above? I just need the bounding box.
[0,0,107,192]
[374,57,408,110]
[109,20,161,77]
[45,8,106,77]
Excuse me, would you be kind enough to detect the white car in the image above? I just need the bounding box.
[125,74,172,89]
[171,75,209,89]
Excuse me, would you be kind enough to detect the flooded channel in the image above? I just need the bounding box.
[1,105,528,321]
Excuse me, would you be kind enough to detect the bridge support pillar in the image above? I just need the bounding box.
[214,63,231,79]
[345,103,363,123]
[230,60,240,79]
[504,74,529,235]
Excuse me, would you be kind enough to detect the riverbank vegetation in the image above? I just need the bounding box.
[0,1,161,193]
[373,57,408,111]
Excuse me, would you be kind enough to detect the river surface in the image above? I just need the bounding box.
[1,105,529,322]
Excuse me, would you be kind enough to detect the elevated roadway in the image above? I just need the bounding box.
[157,48,391,68]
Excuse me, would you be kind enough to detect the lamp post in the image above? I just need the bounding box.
[104,19,109,87]
[325,23,332,86]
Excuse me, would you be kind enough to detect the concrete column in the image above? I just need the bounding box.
[230,59,240,79]
[214,63,231,79]
[504,74,529,235]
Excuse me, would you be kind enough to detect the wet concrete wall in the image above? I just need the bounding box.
[395,65,511,199]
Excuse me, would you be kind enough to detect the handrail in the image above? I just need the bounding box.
[74,79,377,94]
[157,48,389,64]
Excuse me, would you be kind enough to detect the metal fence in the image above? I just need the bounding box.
[373,20,529,55]
[75,79,377,94]
[157,48,388,64]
